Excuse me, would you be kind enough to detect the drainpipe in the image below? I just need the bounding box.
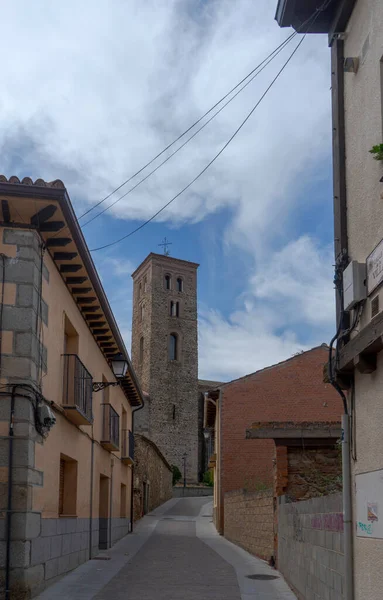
[218,389,223,534]
[5,386,16,600]
[329,36,354,600]
[89,425,95,560]
[130,397,145,533]
[342,412,353,600]
[109,458,114,548]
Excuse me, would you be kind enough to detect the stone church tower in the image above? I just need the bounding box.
[131,253,199,482]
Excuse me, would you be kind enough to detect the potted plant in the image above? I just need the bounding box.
[369,144,383,161]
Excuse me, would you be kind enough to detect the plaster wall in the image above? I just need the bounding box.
[343,2,383,598]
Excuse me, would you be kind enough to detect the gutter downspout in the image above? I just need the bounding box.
[330,38,354,600]
[130,396,145,533]
[5,386,16,600]
[218,389,223,534]
[89,425,95,559]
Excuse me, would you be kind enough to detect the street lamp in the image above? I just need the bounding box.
[92,353,129,392]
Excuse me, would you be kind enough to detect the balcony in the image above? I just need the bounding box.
[101,404,120,451]
[62,354,93,425]
[122,429,134,465]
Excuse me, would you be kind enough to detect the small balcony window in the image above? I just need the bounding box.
[62,354,93,425]
[101,404,120,452]
[122,429,134,465]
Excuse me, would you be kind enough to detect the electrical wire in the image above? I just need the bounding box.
[81,30,299,228]
[89,34,307,252]
[77,30,299,223]
[47,0,332,242]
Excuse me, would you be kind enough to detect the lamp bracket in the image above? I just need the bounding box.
[92,381,120,393]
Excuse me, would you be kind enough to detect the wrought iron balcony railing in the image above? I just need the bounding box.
[62,354,93,425]
[101,403,120,451]
[122,429,134,465]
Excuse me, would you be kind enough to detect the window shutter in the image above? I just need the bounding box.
[59,459,65,514]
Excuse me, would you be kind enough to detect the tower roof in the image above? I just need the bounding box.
[131,252,199,279]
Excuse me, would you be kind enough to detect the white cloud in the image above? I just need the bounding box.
[199,236,334,381]
[0,0,330,252]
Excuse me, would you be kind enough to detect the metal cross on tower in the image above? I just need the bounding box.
[158,237,172,256]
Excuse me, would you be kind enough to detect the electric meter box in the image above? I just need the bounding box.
[343,261,366,311]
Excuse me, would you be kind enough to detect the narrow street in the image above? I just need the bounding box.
[36,498,296,600]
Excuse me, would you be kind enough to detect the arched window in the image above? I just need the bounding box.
[176,277,183,292]
[164,274,171,290]
[139,337,144,363]
[140,303,145,322]
[139,282,142,297]
[169,333,178,361]
[143,276,147,292]
[170,301,180,317]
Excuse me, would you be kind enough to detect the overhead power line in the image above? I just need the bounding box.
[77,31,297,224]
[90,34,307,253]
[81,30,299,228]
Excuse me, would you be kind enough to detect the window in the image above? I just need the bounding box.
[176,277,183,292]
[59,454,78,516]
[63,314,79,355]
[164,274,171,290]
[139,282,142,298]
[139,337,144,363]
[143,276,147,292]
[140,303,145,322]
[169,333,178,361]
[120,484,127,518]
[170,301,180,317]
[172,404,176,420]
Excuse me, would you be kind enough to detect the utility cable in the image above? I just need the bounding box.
[81,30,299,228]
[77,30,298,223]
[90,34,307,252]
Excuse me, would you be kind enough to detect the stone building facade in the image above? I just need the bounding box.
[131,253,199,482]
[133,434,173,521]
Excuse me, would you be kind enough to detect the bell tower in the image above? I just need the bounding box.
[131,253,199,482]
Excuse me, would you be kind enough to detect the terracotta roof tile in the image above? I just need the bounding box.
[0,175,65,189]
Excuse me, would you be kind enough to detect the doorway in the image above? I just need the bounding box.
[99,474,110,549]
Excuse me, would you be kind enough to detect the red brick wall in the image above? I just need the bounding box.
[220,347,342,532]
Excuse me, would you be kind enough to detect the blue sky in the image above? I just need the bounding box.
[1,0,335,381]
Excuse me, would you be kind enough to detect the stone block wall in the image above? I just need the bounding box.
[278,494,344,600]
[131,255,199,482]
[133,434,172,521]
[224,489,274,561]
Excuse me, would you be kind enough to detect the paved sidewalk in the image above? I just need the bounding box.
[36,497,296,600]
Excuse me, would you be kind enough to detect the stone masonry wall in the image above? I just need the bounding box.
[0,228,48,598]
[131,254,199,482]
[286,447,342,501]
[224,489,274,561]
[278,494,344,600]
[133,434,172,521]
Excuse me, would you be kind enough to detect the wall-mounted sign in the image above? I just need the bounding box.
[356,469,383,539]
[367,238,383,295]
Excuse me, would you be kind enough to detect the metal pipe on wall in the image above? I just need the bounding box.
[5,387,16,600]
[342,413,354,600]
[89,426,95,559]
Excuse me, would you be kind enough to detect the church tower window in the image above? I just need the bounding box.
[164,274,171,290]
[170,301,180,317]
[169,333,178,361]
[139,337,144,364]
[176,277,183,292]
